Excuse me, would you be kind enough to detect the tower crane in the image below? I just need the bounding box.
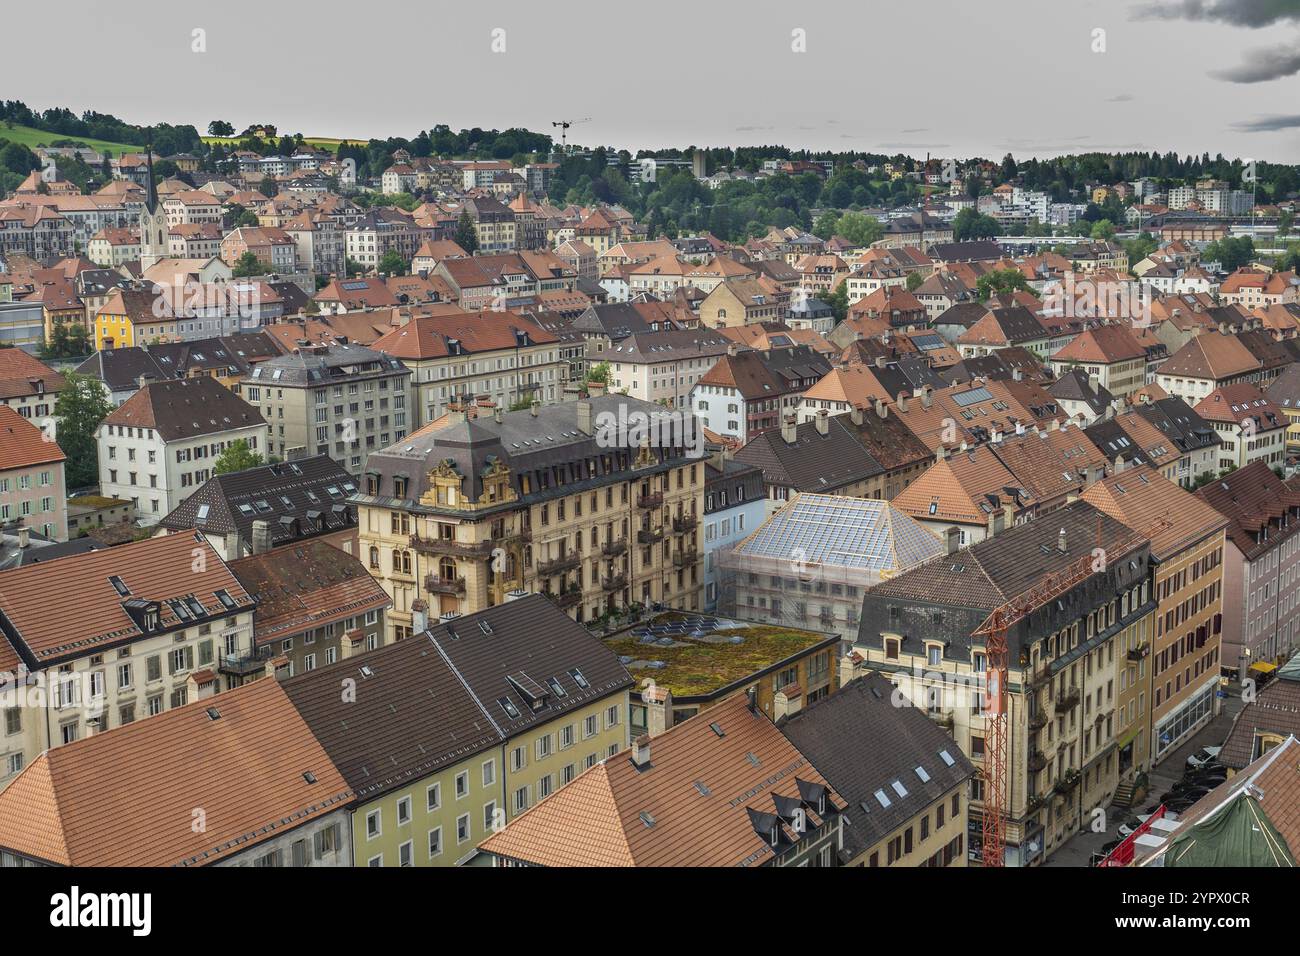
[971,516,1169,866]
[551,118,591,155]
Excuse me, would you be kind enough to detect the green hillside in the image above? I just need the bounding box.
[0,123,137,156]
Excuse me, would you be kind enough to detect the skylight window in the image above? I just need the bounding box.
[915,766,931,783]
[874,789,892,809]
[891,780,909,799]
[108,575,130,597]
[568,668,589,689]
[498,697,521,720]
[939,749,955,767]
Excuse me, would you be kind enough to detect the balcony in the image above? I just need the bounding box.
[1054,687,1081,715]
[637,528,664,545]
[1127,642,1150,662]
[929,710,954,730]
[672,514,698,534]
[636,491,664,511]
[493,528,531,548]
[601,573,628,593]
[672,548,699,568]
[550,589,582,609]
[601,539,627,558]
[1027,749,1048,773]
[424,574,466,595]
[218,644,273,677]
[1054,769,1081,795]
[410,534,493,559]
[537,552,582,576]
[1028,709,1047,731]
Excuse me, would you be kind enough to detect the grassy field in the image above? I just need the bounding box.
[201,135,358,152]
[0,123,138,156]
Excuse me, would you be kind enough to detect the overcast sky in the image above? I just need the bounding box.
[4,0,1300,162]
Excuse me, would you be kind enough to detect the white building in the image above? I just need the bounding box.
[96,377,268,525]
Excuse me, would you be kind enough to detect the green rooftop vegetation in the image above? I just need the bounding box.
[602,612,831,700]
[67,495,130,509]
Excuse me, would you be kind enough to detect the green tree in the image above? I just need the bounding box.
[53,373,112,490]
[213,439,265,475]
[584,361,611,386]
[953,207,1000,241]
[232,252,263,278]
[455,210,479,254]
[207,120,235,137]
[905,271,924,292]
[812,211,840,240]
[825,281,850,323]
[836,211,883,246]
[379,249,409,276]
[976,268,1030,301]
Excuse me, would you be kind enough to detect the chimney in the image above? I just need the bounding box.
[251,519,272,555]
[1012,367,1023,382]
[224,529,244,558]
[272,655,292,682]
[850,405,863,426]
[874,398,888,419]
[814,408,829,435]
[1015,421,1025,435]
[16,527,29,550]
[726,343,738,356]
[631,734,651,768]
[921,385,933,410]
[896,390,908,413]
[576,399,593,435]
[1058,527,1067,553]
[773,686,802,721]
[875,355,885,368]
[781,414,797,444]
[746,685,759,714]
[338,628,365,660]
[936,444,946,460]
[945,525,961,554]
[1003,501,1014,528]
[530,400,540,417]
[644,684,674,737]
[411,599,429,635]
[494,406,504,424]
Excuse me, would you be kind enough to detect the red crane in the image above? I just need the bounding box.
[971,517,1168,867]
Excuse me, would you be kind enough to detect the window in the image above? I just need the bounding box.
[428,827,442,858]
[397,796,412,825]
[398,841,413,867]
[366,809,381,839]
[513,786,529,814]
[456,814,470,844]
[605,705,620,729]
[455,770,469,799]
[426,783,441,812]
[482,759,495,788]
[583,714,598,739]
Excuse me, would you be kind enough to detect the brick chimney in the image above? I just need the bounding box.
[644,684,674,737]
[814,408,829,435]
[781,414,797,444]
[251,519,272,555]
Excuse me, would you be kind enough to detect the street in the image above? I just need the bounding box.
[1041,685,1245,867]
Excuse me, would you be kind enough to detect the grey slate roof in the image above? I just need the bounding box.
[779,673,976,859]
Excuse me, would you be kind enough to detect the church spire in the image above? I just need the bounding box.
[145,144,157,213]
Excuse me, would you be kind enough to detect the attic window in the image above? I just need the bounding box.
[568,668,589,689]
[215,589,237,610]
[303,771,317,784]
[360,665,374,678]
[108,575,130,597]
[546,677,566,697]
[709,721,725,738]
[891,779,909,799]
[639,811,656,829]
[915,766,931,783]
[498,697,521,720]
[874,789,892,809]
[206,707,221,721]
[939,749,955,767]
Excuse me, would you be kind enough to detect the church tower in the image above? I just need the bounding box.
[138,148,168,272]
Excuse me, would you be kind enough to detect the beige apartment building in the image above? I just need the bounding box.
[0,406,67,541]
[854,502,1157,866]
[370,312,566,427]
[603,329,735,410]
[353,395,705,640]
[242,343,413,475]
[0,533,257,790]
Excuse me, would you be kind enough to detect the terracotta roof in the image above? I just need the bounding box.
[0,405,65,471]
[479,691,842,867]
[229,539,389,642]
[1051,323,1146,364]
[1160,332,1260,381]
[0,678,350,866]
[371,311,555,360]
[1193,383,1284,431]
[0,532,254,666]
[1081,464,1227,561]
[1219,664,1300,769]
[1196,460,1300,561]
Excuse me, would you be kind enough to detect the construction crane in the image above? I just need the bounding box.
[971,516,1170,867]
[551,118,591,155]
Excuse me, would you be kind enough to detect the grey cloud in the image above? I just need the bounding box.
[1134,0,1300,27]
[1230,113,1300,131]
[1212,43,1300,81]
[1107,94,1137,102]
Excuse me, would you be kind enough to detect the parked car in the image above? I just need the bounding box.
[1185,745,1222,770]
[1183,767,1227,787]
[1117,811,1176,838]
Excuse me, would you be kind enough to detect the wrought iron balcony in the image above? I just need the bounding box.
[672,549,699,568]
[601,573,628,592]
[1054,687,1081,715]
[637,528,664,545]
[1027,749,1048,773]
[1127,642,1150,662]
[219,644,273,676]
[409,534,493,558]
[550,589,582,609]
[672,514,698,534]
[636,491,664,510]
[601,539,627,557]
[425,574,466,595]
[537,552,582,576]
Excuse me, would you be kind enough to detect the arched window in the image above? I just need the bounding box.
[439,557,457,581]
[369,546,379,569]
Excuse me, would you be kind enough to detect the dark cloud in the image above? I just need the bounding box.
[1212,43,1300,81]
[1134,0,1300,27]
[1230,113,1300,131]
